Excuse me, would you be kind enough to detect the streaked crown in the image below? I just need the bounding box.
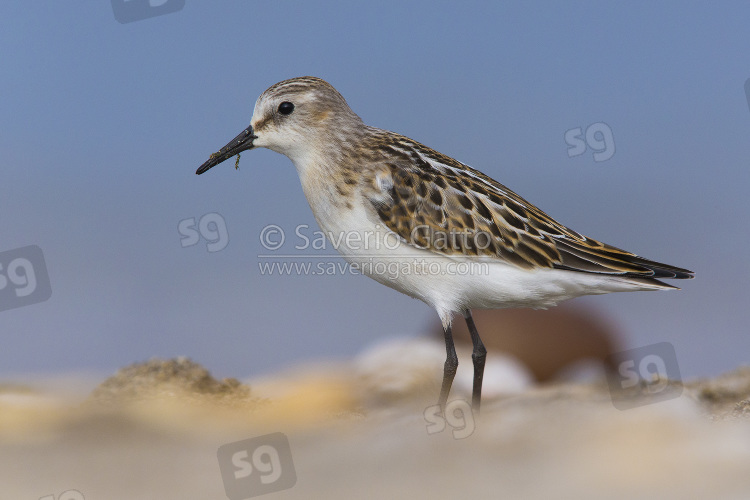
[250,77,364,162]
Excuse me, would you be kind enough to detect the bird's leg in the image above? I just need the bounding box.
[464,310,487,413]
[438,322,458,413]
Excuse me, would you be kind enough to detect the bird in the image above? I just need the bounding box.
[195,76,693,413]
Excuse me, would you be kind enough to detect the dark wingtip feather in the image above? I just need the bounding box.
[630,258,694,280]
[554,256,694,281]
[649,267,694,280]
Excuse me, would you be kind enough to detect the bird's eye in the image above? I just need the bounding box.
[278,102,294,115]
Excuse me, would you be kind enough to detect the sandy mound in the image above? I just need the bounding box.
[89,357,255,407]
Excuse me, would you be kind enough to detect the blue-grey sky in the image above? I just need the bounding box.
[1,2,749,380]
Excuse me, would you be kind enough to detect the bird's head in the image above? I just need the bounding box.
[196,76,363,174]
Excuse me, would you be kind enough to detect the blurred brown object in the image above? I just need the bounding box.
[439,304,622,382]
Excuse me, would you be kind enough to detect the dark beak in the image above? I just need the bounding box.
[196,124,258,175]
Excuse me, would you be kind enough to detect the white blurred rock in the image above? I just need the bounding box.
[355,336,533,406]
[454,350,534,397]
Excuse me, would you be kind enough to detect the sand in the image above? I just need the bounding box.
[3,354,750,500]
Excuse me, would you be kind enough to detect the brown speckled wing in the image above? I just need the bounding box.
[365,133,694,281]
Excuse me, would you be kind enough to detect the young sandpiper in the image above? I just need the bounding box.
[196,76,693,413]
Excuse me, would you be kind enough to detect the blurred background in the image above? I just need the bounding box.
[1,1,748,383]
